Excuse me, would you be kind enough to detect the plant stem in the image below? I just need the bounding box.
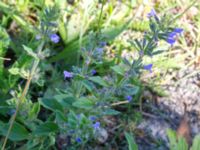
[1,41,45,150]
[97,1,104,35]
[0,57,11,60]
[75,2,105,98]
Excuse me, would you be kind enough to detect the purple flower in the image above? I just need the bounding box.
[63,70,73,79]
[125,95,132,102]
[168,32,176,38]
[147,9,156,18]
[50,34,60,43]
[89,116,96,121]
[76,114,81,119]
[69,130,75,134]
[93,122,100,130]
[166,28,183,46]
[143,64,153,72]
[166,37,176,46]
[96,47,104,54]
[173,28,183,34]
[166,32,177,46]
[99,41,107,47]
[139,50,144,57]
[35,34,41,40]
[75,137,82,143]
[91,69,97,75]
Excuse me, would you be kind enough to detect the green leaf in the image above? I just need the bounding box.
[167,128,188,150]
[111,65,125,75]
[49,20,131,63]
[55,111,67,123]
[33,122,58,136]
[54,94,75,108]
[0,121,29,141]
[89,76,108,87]
[73,97,94,110]
[23,45,38,60]
[177,137,188,150]
[102,19,131,41]
[8,67,20,75]
[82,80,94,92]
[191,135,200,150]
[39,98,63,112]
[28,102,40,120]
[167,128,177,149]
[8,67,29,78]
[125,132,138,150]
[102,109,120,115]
[0,26,10,77]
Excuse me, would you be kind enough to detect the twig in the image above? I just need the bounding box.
[111,100,129,106]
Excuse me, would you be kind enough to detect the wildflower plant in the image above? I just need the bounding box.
[0,1,186,149]
[49,9,183,149]
[0,3,62,150]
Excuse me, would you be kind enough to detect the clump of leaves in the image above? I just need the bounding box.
[167,129,200,150]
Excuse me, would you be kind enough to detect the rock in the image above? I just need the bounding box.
[95,128,108,144]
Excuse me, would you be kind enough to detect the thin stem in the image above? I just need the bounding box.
[0,57,11,61]
[111,100,129,106]
[97,1,104,36]
[1,41,44,150]
[75,2,105,98]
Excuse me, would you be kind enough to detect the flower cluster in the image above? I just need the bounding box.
[35,33,60,44]
[64,112,102,146]
[135,8,184,73]
[57,8,184,148]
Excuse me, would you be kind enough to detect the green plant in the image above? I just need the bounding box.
[167,129,200,150]
[125,132,138,150]
[0,0,198,149]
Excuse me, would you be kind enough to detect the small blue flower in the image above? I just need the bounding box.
[168,32,177,38]
[99,41,107,47]
[96,47,104,54]
[76,114,81,119]
[173,28,183,34]
[143,64,153,72]
[147,9,156,18]
[75,137,82,143]
[166,32,177,46]
[91,69,97,75]
[166,28,183,46]
[139,50,144,57]
[35,34,41,40]
[63,70,73,79]
[89,116,96,121]
[125,95,132,102]
[166,37,176,46]
[69,130,75,134]
[50,33,60,43]
[93,122,100,130]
